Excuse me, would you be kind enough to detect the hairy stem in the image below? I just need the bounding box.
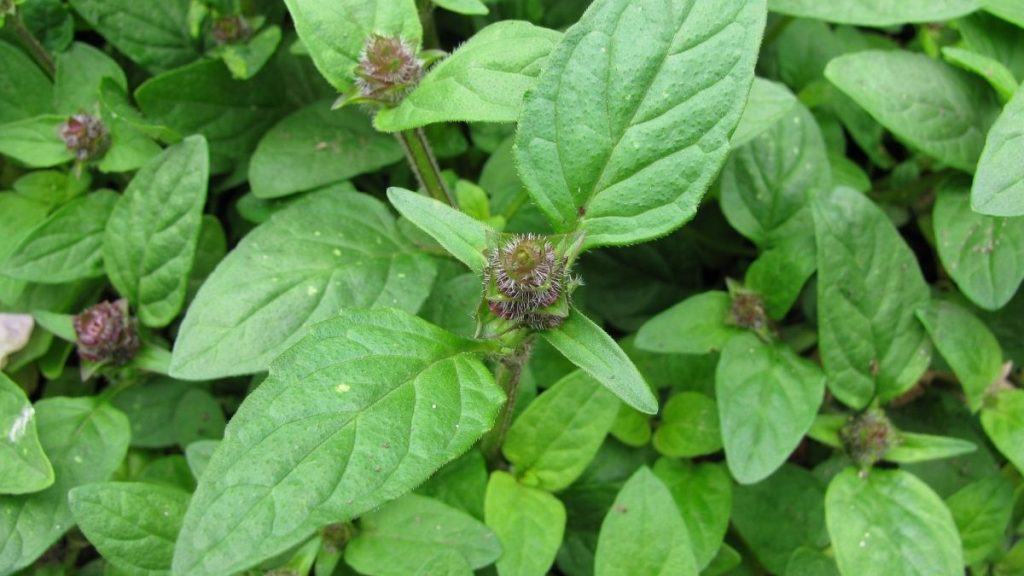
[12,12,55,79]
[397,128,456,208]
[481,338,534,467]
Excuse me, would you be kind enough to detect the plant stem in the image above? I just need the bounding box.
[481,338,534,467]
[415,0,441,50]
[397,128,456,208]
[11,12,55,79]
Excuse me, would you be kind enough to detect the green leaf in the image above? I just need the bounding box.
[721,102,830,247]
[170,187,438,380]
[594,467,698,576]
[346,493,501,575]
[767,0,980,26]
[785,548,840,576]
[744,235,817,319]
[972,86,1024,216]
[250,101,403,199]
[374,21,559,131]
[484,471,565,576]
[503,370,619,491]
[826,467,964,576]
[20,0,74,54]
[282,0,421,92]
[652,392,721,459]
[980,389,1024,475]
[218,25,282,81]
[959,12,1024,81]
[171,309,503,576]
[542,308,658,414]
[514,0,766,248]
[54,42,127,114]
[652,459,732,570]
[0,40,53,125]
[1,190,116,283]
[0,115,74,168]
[934,181,1024,310]
[717,333,825,484]
[885,432,977,463]
[69,482,190,576]
[814,186,931,409]
[0,397,130,573]
[135,59,288,173]
[942,47,1017,103]
[112,377,193,449]
[945,475,1015,565]
[732,464,829,574]
[609,404,651,447]
[916,300,1004,411]
[68,0,199,73]
[103,136,209,328]
[983,0,1024,28]
[0,373,52,495]
[416,449,488,520]
[730,77,798,149]
[387,187,492,274]
[171,389,226,449]
[433,0,489,15]
[635,291,742,355]
[184,440,218,482]
[825,50,998,172]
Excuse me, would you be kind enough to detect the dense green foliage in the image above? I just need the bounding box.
[1,0,1023,575]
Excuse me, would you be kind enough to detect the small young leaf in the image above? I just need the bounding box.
[767,0,980,26]
[68,0,199,73]
[283,0,421,92]
[826,467,964,576]
[941,47,1017,102]
[171,187,437,380]
[635,291,742,355]
[345,493,502,575]
[958,12,1024,81]
[744,235,817,319]
[652,459,732,570]
[717,333,825,484]
[980,388,1024,475]
[721,102,830,247]
[825,50,998,172]
[217,25,282,81]
[652,392,722,459]
[730,78,798,149]
[69,482,190,576]
[103,135,209,328]
[0,397,130,573]
[374,21,560,131]
[885,432,977,463]
[815,186,931,409]
[972,87,1024,216]
[484,471,566,576]
[54,42,127,114]
[0,373,52,495]
[503,370,619,491]
[250,101,403,199]
[1,190,117,283]
[542,308,658,414]
[171,309,503,576]
[916,299,1004,411]
[515,0,766,248]
[0,40,54,125]
[387,187,492,273]
[934,181,1024,310]
[594,467,698,576]
[945,475,1015,565]
[0,115,75,168]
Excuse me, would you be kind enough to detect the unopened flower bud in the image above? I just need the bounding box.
[729,291,768,332]
[211,14,251,45]
[839,408,899,468]
[73,299,139,365]
[355,35,423,104]
[483,234,576,330]
[59,114,111,162]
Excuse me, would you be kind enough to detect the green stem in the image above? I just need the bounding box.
[397,128,456,208]
[481,338,534,467]
[11,12,55,79]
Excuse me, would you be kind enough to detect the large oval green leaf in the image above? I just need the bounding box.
[825,50,998,172]
[171,309,503,576]
[103,136,209,328]
[972,86,1024,216]
[717,333,824,484]
[484,471,565,576]
[814,187,931,409]
[826,468,964,576]
[514,0,766,249]
[170,187,437,380]
[67,0,199,73]
[652,459,732,570]
[768,0,980,26]
[0,373,52,495]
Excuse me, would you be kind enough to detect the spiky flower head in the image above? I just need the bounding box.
[355,34,423,104]
[73,299,139,366]
[59,113,111,162]
[483,234,578,331]
[839,408,900,468]
[211,13,252,45]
